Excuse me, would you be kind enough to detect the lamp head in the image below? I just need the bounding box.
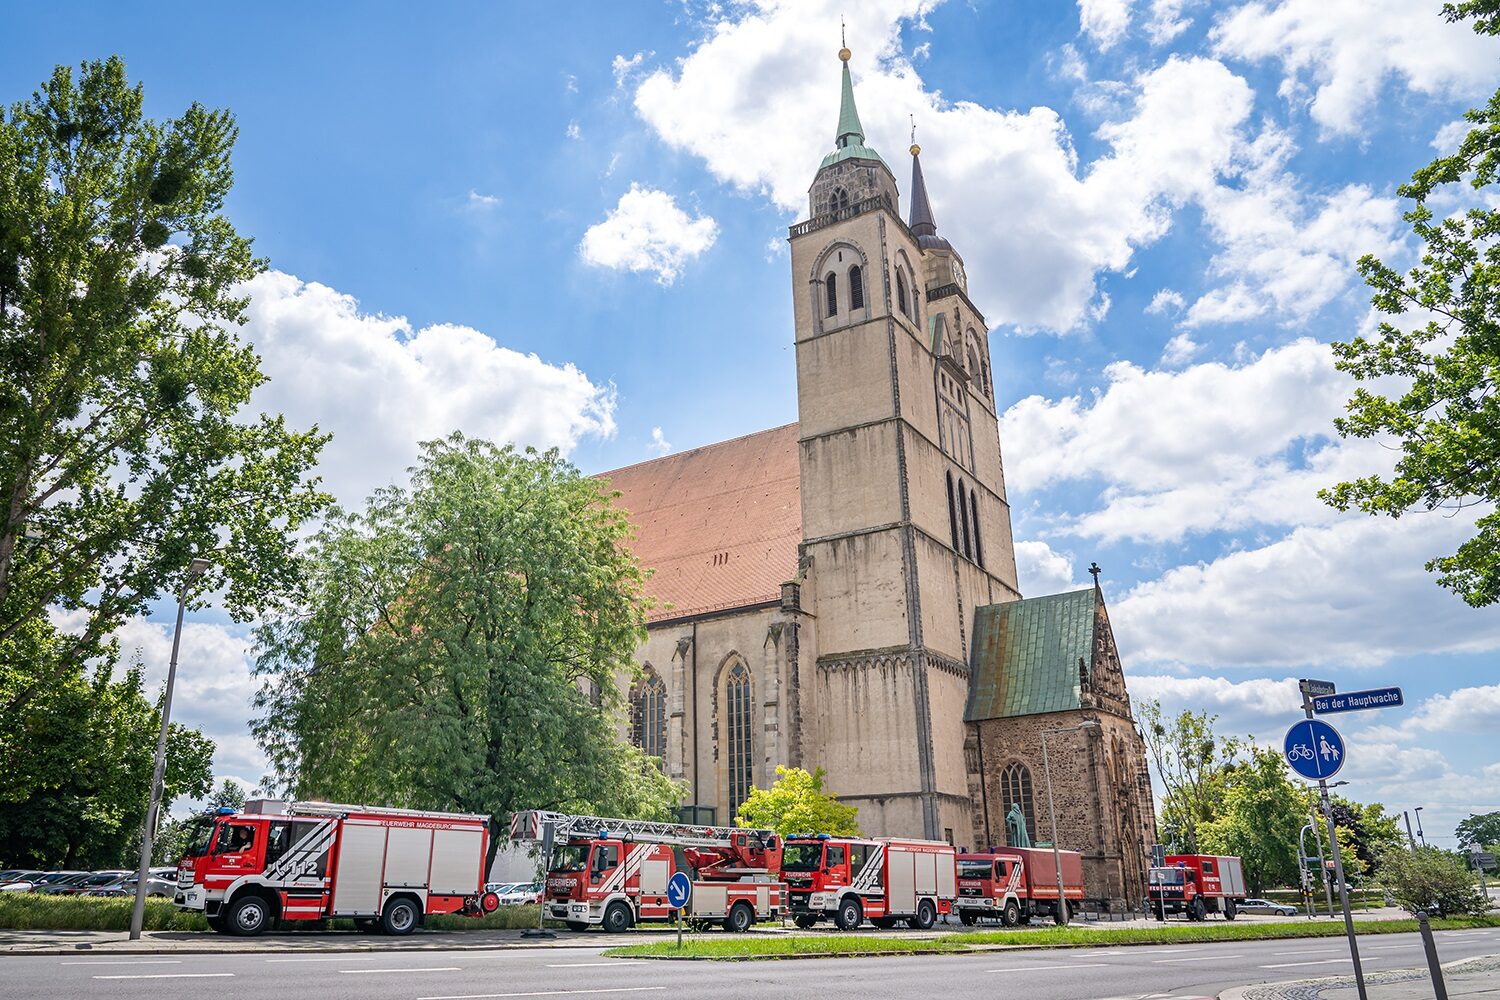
[187,557,213,576]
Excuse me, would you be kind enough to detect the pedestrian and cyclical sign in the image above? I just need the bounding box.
[1284,718,1345,781]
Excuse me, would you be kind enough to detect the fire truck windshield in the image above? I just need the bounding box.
[549,844,588,873]
[1149,868,1184,885]
[180,817,218,858]
[782,843,824,871]
[957,860,993,880]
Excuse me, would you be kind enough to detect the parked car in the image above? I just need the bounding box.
[0,871,46,891]
[53,871,130,895]
[32,872,92,894]
[496,882,542,905]
[89,876,175,899]
[1238,898,1299,917]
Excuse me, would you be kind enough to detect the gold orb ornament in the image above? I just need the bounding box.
[839,47,852,62]
[910,143,921,156]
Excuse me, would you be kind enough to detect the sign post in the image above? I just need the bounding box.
[1299,680,1337,917]
[666,871,692,950]
[1285,710,1367,1000]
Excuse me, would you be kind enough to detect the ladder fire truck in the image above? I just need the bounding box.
[510,811,786,933]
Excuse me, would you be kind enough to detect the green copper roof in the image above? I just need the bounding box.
[965,589,1098,722]
[820,57,887,170]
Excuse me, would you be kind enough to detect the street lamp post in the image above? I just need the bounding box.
[129,557,212,941]
[1414,807,1427,848]
[1040,719,1099,927]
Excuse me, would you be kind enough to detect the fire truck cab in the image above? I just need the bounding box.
[783,835,956,930]
[955,848,1085,926]
[1148,854,1247,921]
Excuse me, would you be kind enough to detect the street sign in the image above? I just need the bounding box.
[1313,687,1403,715]
[666,871,692,910]
[1284,719,1346,781]
[1300,678,1336,699]
[1471,852,1497,868]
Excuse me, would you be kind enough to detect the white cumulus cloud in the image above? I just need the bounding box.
[578,184,718,285]
[1078,0,1135,50]
[1014,540,1083,596]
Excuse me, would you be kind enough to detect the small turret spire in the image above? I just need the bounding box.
[835,41,865,149]
[908,131,937,237]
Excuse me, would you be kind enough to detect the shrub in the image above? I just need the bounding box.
[1383,847,1491,918]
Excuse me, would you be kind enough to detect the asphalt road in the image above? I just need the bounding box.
[4,928,1498,999]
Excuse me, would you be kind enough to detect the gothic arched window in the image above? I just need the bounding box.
[946,471,960,552]
[896,270,908,316]
[825,272,838,317]
[632,671,667,762]
[849,265,864,310]
[1000,761,1036,846]
[970,488,984,568]
[829,187,850,214]
[725,662,754,816]
[958,481,973,560]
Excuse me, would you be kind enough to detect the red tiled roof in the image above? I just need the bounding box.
[599,423,802,622]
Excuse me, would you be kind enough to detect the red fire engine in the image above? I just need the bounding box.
[955,847,1085,925]
[174,800,498,936]
[782,834,957,930]
[1148,854,1247,921]
[511,811,786,933]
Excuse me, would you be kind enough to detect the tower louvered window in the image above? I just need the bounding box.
[849,265,864,310]
[632,672,667,762]
[825,272,838,317]
[725,663,754,816]
[1000,761,1036,845]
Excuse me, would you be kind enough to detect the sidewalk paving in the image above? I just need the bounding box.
[1223,953,1500,1000]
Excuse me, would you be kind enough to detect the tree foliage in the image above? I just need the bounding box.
[735,766,861,838]
[1329,799,1406,876]
[1198,746,1304,892]
[0,660,213,868]
[1320,8,1500,605]
[252,435,681,869]
[1383,846,1491,917]
[0,55,329,739]
[1138,700,1239,853]
[1456,810,1500,852]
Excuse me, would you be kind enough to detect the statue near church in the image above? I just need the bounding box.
[1005,802,1030,848]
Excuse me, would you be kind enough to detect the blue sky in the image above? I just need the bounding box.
[9,0,1499,843]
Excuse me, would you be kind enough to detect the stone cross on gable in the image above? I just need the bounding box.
[1088,561,1102,585]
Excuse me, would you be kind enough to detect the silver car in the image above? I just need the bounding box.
[1238,898,1298,916]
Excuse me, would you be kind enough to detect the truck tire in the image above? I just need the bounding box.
[382,896,421,936]
[225,894,272,937]
[723,902,754,933]
[794,915,818,929]
[1224,898,1237,921]
[833,896,862,931]
[205,912,228,934]
[565,920,591,932]
[1002,900,1021,927]
[602,901,632,933]
[907,899,936,930]
[1189,898,1206,922]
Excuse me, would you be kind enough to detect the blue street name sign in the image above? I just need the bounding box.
[666,871,692,910]
[1312,687,1403,715]
[1284,719,1346,781]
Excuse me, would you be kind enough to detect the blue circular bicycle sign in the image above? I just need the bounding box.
[1284,719,1345,781]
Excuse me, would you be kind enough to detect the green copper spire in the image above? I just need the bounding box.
[819,46,888,171]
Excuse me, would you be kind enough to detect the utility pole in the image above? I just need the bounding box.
[1404,811,1417,849]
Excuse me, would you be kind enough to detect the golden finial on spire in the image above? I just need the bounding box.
[839,16,851,62]
[910,115,920,156]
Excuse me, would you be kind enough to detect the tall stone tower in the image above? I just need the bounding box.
[789,46,1022,842]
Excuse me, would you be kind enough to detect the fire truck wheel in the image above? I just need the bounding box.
[225,895,272,936]
[833,896,862,931]
[1223,898,1237,921]
[723,902,754,933]
[1002,901,1021,926]
[794,915,818,929]
[907,899,936,930]
[381,896,421,936]
[602,902,632,933]
[1189,898,1206,922]
[205,912,227,934]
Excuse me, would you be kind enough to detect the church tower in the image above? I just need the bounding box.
[789,46,1022,842]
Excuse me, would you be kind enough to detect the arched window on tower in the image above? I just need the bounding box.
[724,662,754,817]
[829,187,850,214]
[958,482,973,560]
[999,761,1036,846]
[631,670,667,763]
[946,471,960,552]
[825,272,838,317]
[896,270,908,317]
[970,489,984,568]
[849,265,864,310]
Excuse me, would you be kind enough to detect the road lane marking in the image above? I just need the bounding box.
[93,973,235,980]
[419,989,668,1000]
[339,967,461,974]
[985,964,1112,972]
[266,956,377,962]
[62,960,182,966]
[1153,954,1243,963]
[1271,949,1339,955]
[1261,959,1349,968]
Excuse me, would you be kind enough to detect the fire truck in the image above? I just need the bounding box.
[173,800,498,936]
[511,811,786,933]
[1148,854,1248,921]
[954,847,1085,925]
[782,834,957,930]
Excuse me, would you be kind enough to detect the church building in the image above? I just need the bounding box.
[600,46,1157,905]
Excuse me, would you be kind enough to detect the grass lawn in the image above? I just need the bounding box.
[603,915,1500,960]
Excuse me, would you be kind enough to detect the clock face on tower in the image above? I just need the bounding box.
[950,258,966,287]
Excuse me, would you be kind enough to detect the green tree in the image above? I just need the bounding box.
[1456,811,1500,852]
[253,434,681,870]
[735,766,861,838]
[206,778,246,812]
[1330,799,1406,876]
[1383,846,1491,917]
[0,662,214,868]
[0,56,329,753]
[1198,746,1305,892]
[1320,7,1500,605]
[1138,700,1238,853]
